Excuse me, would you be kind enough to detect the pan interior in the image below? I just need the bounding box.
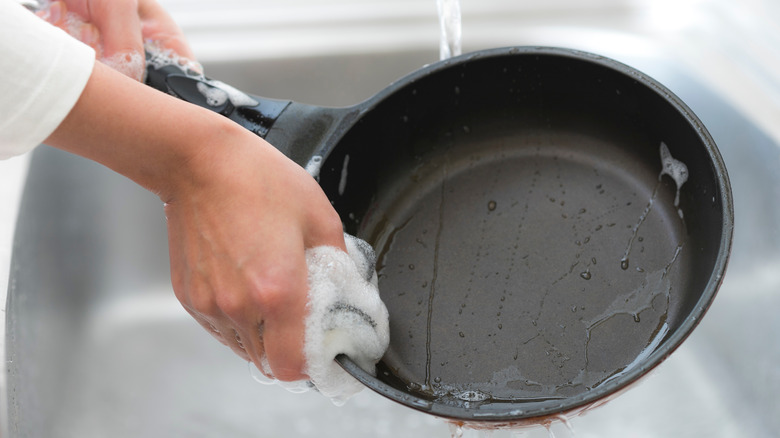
[317,50,724,414]
[366,128,688,405]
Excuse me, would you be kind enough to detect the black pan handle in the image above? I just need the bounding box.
[144,50,291,138]
[143,50,358,168]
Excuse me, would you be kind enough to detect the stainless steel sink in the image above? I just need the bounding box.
[5,42,780,438]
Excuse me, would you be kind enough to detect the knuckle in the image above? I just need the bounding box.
[215,291,246,320]
[320,209,345,241]
[188,286,219,316]
[250,276,289,311]
[169,271,188,303]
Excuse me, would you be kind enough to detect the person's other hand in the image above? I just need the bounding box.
[36,0,195,81]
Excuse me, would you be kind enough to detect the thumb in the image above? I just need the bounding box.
[138,0,196,61]
[87,0,145,81]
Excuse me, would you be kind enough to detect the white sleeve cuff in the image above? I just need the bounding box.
[0,2,95,159]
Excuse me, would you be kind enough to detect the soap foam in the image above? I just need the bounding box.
[63,11,146,82]
[196,82,229,107]
[304,155,324,178]
[144,42,202,74]
[659,142,689,207]
[146,44,259,108]
[102,50,145,82]
[203,79,259,108]
[249,234,390,406]
[302,234,389,405]
[37,1,148,82]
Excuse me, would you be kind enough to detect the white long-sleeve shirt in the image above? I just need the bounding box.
[0,0,94,158]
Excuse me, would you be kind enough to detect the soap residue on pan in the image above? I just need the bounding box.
[201,79,260,108]
[196,82,229,107]
[621,142,689,269]
[305,155,324,179]
[659,142,689,210]
[338,154,350,196]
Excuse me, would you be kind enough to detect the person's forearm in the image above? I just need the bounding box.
[44,60,244,201]
[45,58,352,381]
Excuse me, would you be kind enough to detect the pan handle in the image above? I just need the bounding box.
[144,50,356,167]
[144,50,291,139]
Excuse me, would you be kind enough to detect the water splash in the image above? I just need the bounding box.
[449,423,465,438]
[556,415,576,437]
[437,0,462,60]
[248,361,313,394]
[620,181,660,271]
[586,245,683,366]
[425,161,449,388]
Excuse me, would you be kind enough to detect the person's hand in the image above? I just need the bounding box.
[36,0,196,81]
[37,0,348,382]
[163,129,348,381]
[46,59,347,381]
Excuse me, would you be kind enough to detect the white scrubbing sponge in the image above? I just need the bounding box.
[249,234,389,404]
[302,234,390,405]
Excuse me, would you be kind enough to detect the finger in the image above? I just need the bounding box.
[35,0,64,26]
[185,307,250,362]
[208,321,250,362]
[138,0,196,60]
[239,321,274,379]
[305,215,347,252]
[255,254,310,382]
[187,308,252,361]
[77,22,101,52]
[263,316,307,382]
[85,0,144,60]
[185,308,228,344]
[283,163,346,252]
[37,2,103,54]
[228,329,252,362]
[212,289,274,378]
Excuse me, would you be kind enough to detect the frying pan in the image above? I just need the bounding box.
[145,46,733,424]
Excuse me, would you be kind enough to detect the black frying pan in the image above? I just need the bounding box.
[146,47,733,424]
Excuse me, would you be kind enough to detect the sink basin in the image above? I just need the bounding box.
[5,42,780,437]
